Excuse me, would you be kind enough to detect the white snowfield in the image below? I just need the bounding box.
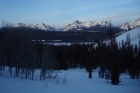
[0,68,140,93]
[116,27,140,46]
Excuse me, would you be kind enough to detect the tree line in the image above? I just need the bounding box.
[0,27,140,85]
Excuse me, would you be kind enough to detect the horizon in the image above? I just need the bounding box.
[0,0,140,27]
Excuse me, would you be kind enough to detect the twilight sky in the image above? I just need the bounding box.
[0,0,140,27]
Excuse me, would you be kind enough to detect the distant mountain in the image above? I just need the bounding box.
[62,20,110,31]
[2,18,140,32]
[62,18,140,32]
[118,18,140,30]
[13,23,61,31]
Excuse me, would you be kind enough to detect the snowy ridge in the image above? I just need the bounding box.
[3,18,140,31]
[13,23,61,31]
[99,20,109,27]
[119,18,140,30]
[116,27,140,46]
[62,20,109,31]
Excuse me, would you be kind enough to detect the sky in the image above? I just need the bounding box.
[0,0,140,27]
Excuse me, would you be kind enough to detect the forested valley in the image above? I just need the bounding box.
[0,27,140,85]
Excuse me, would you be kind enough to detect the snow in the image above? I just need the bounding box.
[13,23,61,31]
[116,27,140,46]
[5,18,140,32]
[119,22,130,30]
[62,20,110,31]
[0,68,140,93]
[91,21,99,26]
[99,20,109,27]
[82,22,91,28]
[119,18,140,30]
[62,18,140,31]
[82,21,99,28]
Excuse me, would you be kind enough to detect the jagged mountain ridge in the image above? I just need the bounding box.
[118,18,140,30]
[5,18,140,32]
[62,20,110,31]
[62,18,140,31]
[13,23,61,31]
[11,20,111,32]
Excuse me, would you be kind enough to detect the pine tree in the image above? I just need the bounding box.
[111,62,120,85]
[86,54,94,79]
[107,20,115,47]
[125,33,131,48]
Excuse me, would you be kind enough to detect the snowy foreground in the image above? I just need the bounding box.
[0,68,140,93]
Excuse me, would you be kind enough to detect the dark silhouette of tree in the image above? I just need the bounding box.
[86,54,94,79]
[111,62,120,85]
[125,33,131,48]
[107,20,115,47]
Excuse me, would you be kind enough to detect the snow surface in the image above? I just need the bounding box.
[13,23,61,31]
[116,27,140,46]
[119,18,140,30]
[0,68,140,93]
[62,20,109,31]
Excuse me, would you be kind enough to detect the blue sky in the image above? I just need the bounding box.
[0,0,140,27]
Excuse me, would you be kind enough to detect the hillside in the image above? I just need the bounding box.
[116,27,140,45]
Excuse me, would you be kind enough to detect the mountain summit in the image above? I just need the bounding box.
[4,18,140,32]
[118,18,140,30]
[13,23,61,31]
[62,20,110,31]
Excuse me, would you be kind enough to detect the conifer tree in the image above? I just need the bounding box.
[86,54,94,79]
[111,62,120,85]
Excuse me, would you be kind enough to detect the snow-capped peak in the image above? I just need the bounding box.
[4,18,140,32]
[99,20,109,27]
[119,18,140,30]
[90,21,99,26]
[12,23,61,31]
[73,20,82,24]
[62,20,110,31]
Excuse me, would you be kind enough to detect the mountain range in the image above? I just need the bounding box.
[118,18,140,30]
[62,20,110,31]
[5,18,140,32]
[13,23,61,31]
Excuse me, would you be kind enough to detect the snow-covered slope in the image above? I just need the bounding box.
[62,20,83,31]
[119,18,140,30]
[0,67,140,93]
[13,23,61,31]
[62,20,109,31]
[116,27,140,45]
[99,20,109,27]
